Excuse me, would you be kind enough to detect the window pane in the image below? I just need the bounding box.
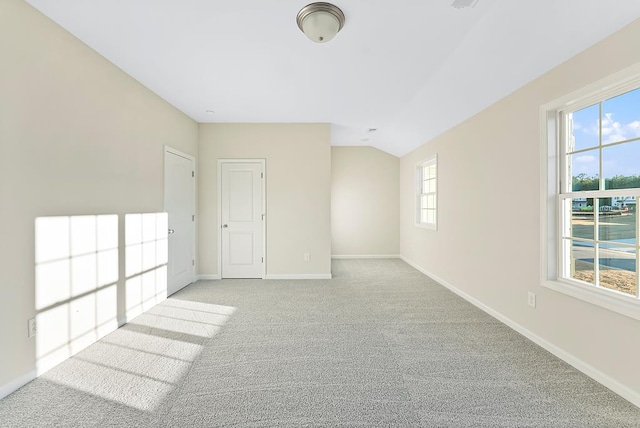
[428,180,436,193]
[619,196,637,212]
[570,240,594,285]
[598,244,637,296]
[570,150,599,191]
[427,194,436,208]
[598,197,635,244]
[569,104,600,152]
[421,209,436,224]
[601,87,640,145]
[426,209,436,224]
[426,164,436,179]
[602,140,640,190]
[570,198,594,240]
[421,195,429,208]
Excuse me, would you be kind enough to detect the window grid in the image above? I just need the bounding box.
[416,156,437,229]
[559,87,640,299]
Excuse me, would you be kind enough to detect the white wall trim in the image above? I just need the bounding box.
[542,279,640,322]
[120,315,135,325]
[264,274,332,280]
[0,369,36,400]
[399,255,640,408]
[331,254,400,259]
[197,274,221,280]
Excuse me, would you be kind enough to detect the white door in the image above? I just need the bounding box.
[165,148,196,294]
[221,161,264,278]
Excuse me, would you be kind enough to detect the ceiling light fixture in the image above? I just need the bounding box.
[296,2,345,43]
[451,0,479,8]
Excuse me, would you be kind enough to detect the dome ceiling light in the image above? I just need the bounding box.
[296,2,345,43]
[451,0,479,8]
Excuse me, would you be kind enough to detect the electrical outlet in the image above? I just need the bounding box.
[527,292,536,308]
[304,253,310,262]
[28,318,37,338]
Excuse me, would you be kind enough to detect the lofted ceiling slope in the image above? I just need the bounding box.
[25,0,640,156]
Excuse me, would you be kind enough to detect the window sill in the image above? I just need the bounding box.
[542,279,640,321]
[415,222,437,230]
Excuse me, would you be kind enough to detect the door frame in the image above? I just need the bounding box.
[217,159,266,279]
[164,145,196,293]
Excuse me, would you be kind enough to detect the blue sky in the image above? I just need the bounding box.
[570,87,640,178]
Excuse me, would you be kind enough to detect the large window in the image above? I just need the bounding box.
[543,70,640,318]
[416,155,437,229]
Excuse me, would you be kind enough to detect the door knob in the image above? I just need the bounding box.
[168,229,175,234]
[222,224,228,228]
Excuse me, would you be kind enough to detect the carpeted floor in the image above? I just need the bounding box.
[1,259,639,427]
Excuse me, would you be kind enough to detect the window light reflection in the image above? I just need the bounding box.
[124,213,168,322]
[42,299,236,411]
[34,215,119,375]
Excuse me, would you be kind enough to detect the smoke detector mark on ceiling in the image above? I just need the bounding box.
[452,0,479,9]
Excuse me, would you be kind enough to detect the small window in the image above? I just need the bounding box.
[416,155,437,229]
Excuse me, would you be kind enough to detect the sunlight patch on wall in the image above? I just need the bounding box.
[35,215,119,375]
[125,213,168,322]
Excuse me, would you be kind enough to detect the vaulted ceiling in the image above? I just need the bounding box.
[26,0,640,156]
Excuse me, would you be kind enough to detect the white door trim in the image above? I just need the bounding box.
[164,145,196,291]
[217,159,266,279]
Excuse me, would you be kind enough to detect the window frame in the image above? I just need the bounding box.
[540,63,640,321]
[415,154,438,230]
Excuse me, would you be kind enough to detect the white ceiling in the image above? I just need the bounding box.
[26,0,640,157]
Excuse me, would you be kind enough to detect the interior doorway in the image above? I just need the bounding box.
[218,160,265,278]
[164,147,196,294]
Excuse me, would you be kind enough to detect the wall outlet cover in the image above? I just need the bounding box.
[527,292,536,308]
[28,318,37,338]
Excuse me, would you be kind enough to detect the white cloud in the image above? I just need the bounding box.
[575,155,596,163]
[602,112,640,144]
[572,120,598,137]
[571,153,598,176]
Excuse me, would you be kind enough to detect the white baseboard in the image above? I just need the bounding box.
[331,254,400,259]
[197,274,330,280]
[264,274,332,280]
[399,255,640,408]
[0,369,36,400]
[197,274,221,281]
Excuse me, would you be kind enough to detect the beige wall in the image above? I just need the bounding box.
[4,0,639,406]
[331,147,399,256]
[0,0,198,390]
[400,19,640,399]
[198,124,331,277]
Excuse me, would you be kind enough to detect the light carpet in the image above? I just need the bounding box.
[1,259,639,427]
